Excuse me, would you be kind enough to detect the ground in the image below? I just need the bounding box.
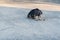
[0,3,60,40]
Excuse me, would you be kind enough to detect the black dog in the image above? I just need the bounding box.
[27,8,43,20]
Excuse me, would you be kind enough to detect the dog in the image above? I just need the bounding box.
[27,8,43,21]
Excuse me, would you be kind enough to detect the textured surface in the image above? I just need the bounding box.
[0,6,60,40]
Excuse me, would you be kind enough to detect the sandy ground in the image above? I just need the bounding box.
[0,1,60,11]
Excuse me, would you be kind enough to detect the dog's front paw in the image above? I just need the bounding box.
[38,18,45,21]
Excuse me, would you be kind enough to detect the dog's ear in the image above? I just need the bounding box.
[35,8,39,10]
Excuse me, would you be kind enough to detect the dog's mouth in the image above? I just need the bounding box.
[34,16,41,20]
[34,14,45,21]
[35,16,39,19]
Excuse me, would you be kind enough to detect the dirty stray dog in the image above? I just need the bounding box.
[27,8,44,21]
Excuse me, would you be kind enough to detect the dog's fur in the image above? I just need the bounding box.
[27,8,43,20]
